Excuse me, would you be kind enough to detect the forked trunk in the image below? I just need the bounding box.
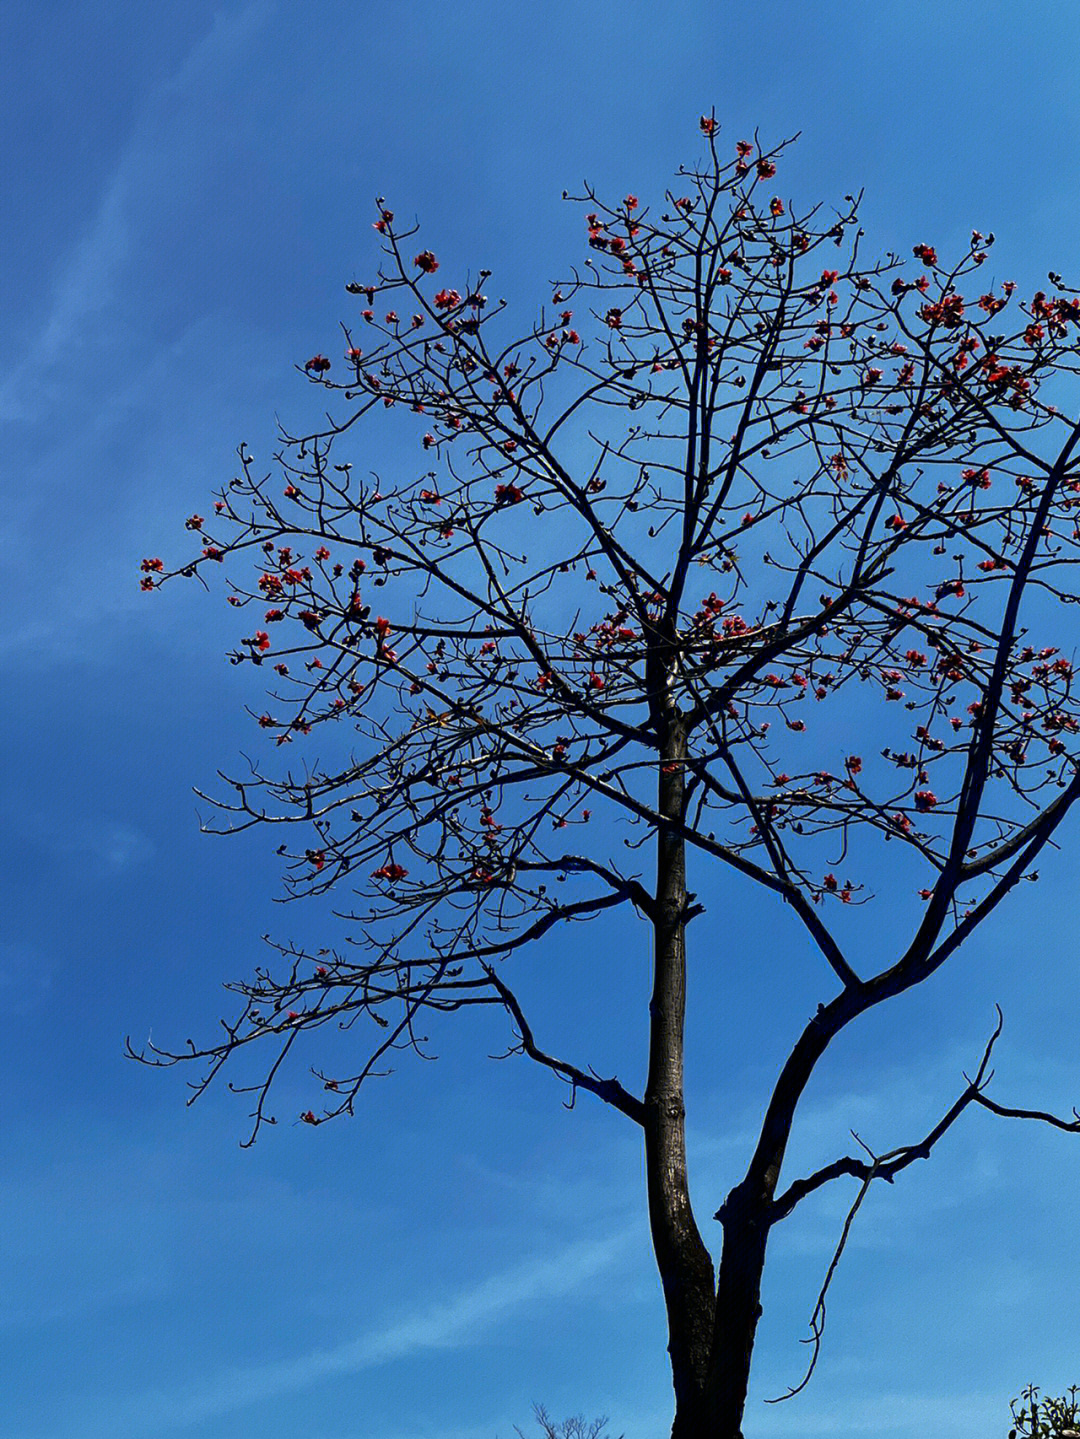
[646,718,716,1431]
[668,1204,771,1439]
[705,1193,771,1438]
[647,716,773,1439]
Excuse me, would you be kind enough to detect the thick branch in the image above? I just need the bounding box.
[765,1006,1080,1402]
[482,963,645,1123]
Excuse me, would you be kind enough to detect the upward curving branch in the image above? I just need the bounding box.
[139,120,1080,1438]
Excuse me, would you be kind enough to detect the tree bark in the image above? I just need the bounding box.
[706,1186,772,1439]
[645,718,717,1435]
[645,711,777,1438]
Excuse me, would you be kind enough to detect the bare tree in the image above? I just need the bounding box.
[515,1406,621,1439]
[135,117,1080,1439]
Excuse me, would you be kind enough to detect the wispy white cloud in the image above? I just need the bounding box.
[0,1271,162,1332]
[0,170,130,422]
[0,0,273,424]
[24,816,155,874]
[488,1385,1008,1439]
[745,1386,1002,1438]
[79,820,155,873]
[85,1227,635,1434]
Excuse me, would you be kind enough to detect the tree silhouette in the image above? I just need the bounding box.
[135,117,1080,1438]
[515,1407,621,1439]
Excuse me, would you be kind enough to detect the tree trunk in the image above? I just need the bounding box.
[705,1188,772,1439]
[646,712,775,1439]
[646,718,717,1434]
[666,1193,772,1439]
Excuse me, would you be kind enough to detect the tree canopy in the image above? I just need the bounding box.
[137,118,1080,1438]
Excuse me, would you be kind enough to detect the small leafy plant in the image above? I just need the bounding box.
[1010,1385,1080,1439]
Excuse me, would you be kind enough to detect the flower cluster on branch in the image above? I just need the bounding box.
[135,126,1080,1148]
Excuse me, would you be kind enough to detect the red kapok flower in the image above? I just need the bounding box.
[413,250,439,273]
[371,861,408,882]
[935,579,965,601]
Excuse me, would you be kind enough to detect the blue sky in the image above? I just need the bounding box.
[3,2,1080,1436]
